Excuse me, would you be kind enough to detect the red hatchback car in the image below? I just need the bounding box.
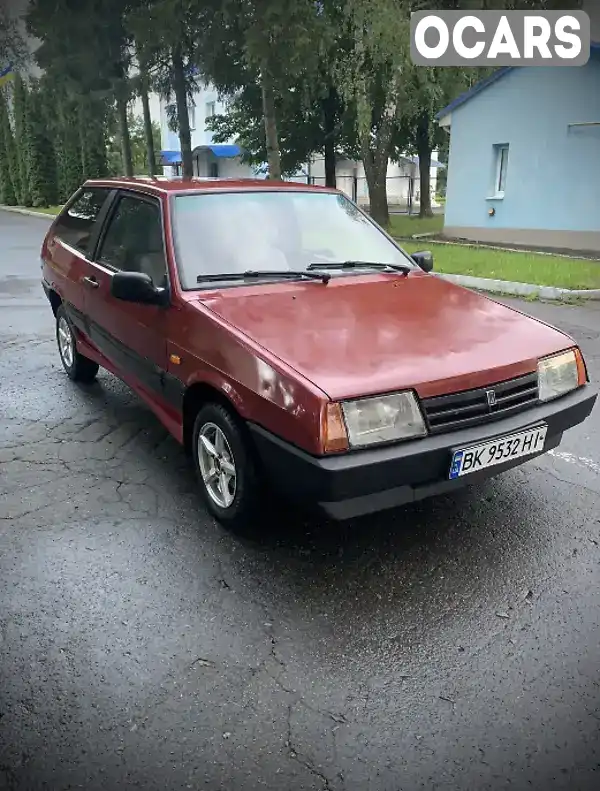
[41,178,597,529]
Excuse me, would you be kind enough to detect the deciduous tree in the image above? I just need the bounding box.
[392,66,479,217]
[27,0,135,176]
[332,0,412,226]
[132,53,157,176]
[107,111,161,175]
[127,0,201,178]
[187,0,331,179]
[207,79,353,179]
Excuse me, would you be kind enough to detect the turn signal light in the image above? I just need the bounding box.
[574,346,588,385]
[321,402,349,453]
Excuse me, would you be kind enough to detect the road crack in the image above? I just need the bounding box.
[286,703,335,789]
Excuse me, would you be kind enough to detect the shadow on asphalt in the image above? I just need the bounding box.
[71,370,543,601]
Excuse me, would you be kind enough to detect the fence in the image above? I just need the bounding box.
[164,166,441,213]
[288,174,438,214]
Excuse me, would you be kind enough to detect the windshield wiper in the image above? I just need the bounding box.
[307,260,411,275]
[196,269,330,284]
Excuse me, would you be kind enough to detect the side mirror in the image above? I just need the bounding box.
[411,251,434,272]
[111,271,168,305]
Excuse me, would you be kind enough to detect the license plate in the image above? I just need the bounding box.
[449,424,548,480]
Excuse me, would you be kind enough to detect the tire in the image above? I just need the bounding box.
[55,305,99,383]
[192,402,261,532]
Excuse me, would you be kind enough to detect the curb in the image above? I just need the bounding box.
[435,272,600,301]
[394,235,600,263]
[0,205,57,219]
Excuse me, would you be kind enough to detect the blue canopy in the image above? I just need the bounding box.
[160,150,182,165]
[194,144,242,158]
[162,145,242,165]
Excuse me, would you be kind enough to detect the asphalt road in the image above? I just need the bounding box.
[1,210,599,791]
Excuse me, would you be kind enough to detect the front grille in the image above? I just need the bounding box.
[421,372,539,434]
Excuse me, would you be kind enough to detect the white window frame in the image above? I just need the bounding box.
[205,101,216,119]
[493,144,509,198]
[188,102,196,130]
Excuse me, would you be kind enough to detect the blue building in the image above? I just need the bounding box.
[437,44,600,253]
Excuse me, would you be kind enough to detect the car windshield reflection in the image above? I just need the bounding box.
[171,190,415,289]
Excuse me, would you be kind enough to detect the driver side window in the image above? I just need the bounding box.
[97,194,168,287]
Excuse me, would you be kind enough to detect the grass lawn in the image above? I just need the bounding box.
[34,205,63,215]
[388,213,444,238]
[400,241,600,291]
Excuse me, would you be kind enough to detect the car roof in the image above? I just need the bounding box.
[83,176,339,196]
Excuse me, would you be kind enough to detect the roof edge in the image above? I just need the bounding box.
[436,67,513,121]
[436,42,600,122]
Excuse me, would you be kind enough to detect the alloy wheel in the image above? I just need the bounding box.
[57,315,74,368]
[197,422,237,508]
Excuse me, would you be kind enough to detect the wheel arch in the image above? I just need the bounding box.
[48,288,62,316]
[182,381,247,456]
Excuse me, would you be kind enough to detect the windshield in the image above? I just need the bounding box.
[171,190,415,289]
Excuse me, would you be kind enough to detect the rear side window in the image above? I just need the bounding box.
[54,188,111,254]
[96,195,167,287]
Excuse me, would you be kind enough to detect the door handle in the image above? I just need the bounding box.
[82,276,99,288]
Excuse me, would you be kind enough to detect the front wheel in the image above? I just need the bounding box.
[56,305,99,383]
[192,403,261,532]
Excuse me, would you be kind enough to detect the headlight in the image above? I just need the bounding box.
[538,349,585,402]
[341,391,427,448]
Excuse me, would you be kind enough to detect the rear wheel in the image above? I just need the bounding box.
[56,305,99,383]
[192,402,261,532]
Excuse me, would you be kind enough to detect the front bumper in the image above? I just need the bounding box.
[248,385,597,520]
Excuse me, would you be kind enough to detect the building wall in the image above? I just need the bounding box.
[193,151,256,179]
[443,57,600,248]
[158,83,232,151]
[157,84,259,178]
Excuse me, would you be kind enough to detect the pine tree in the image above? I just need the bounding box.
[0,107,6,204]
[12,74,32,206]
[28,83,58,207]
[3,87,21,205]
[79,95,109,179]
[35,77,71,203]
[55,95,83,203]
[0,89,17,205]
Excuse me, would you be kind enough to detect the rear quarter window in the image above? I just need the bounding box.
[53,188,111,255]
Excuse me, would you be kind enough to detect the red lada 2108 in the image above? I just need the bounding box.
[41,179,597,530]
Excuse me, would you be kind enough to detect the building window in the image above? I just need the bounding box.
[206,101,216,119]
[188,103,196,130]
[209,162,219,178]
[493,144,509,197]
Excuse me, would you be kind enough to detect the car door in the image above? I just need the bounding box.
[83,191,171,403]
[45,187,114,340]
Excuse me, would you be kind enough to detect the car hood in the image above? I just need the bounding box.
[198,273,574,400]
